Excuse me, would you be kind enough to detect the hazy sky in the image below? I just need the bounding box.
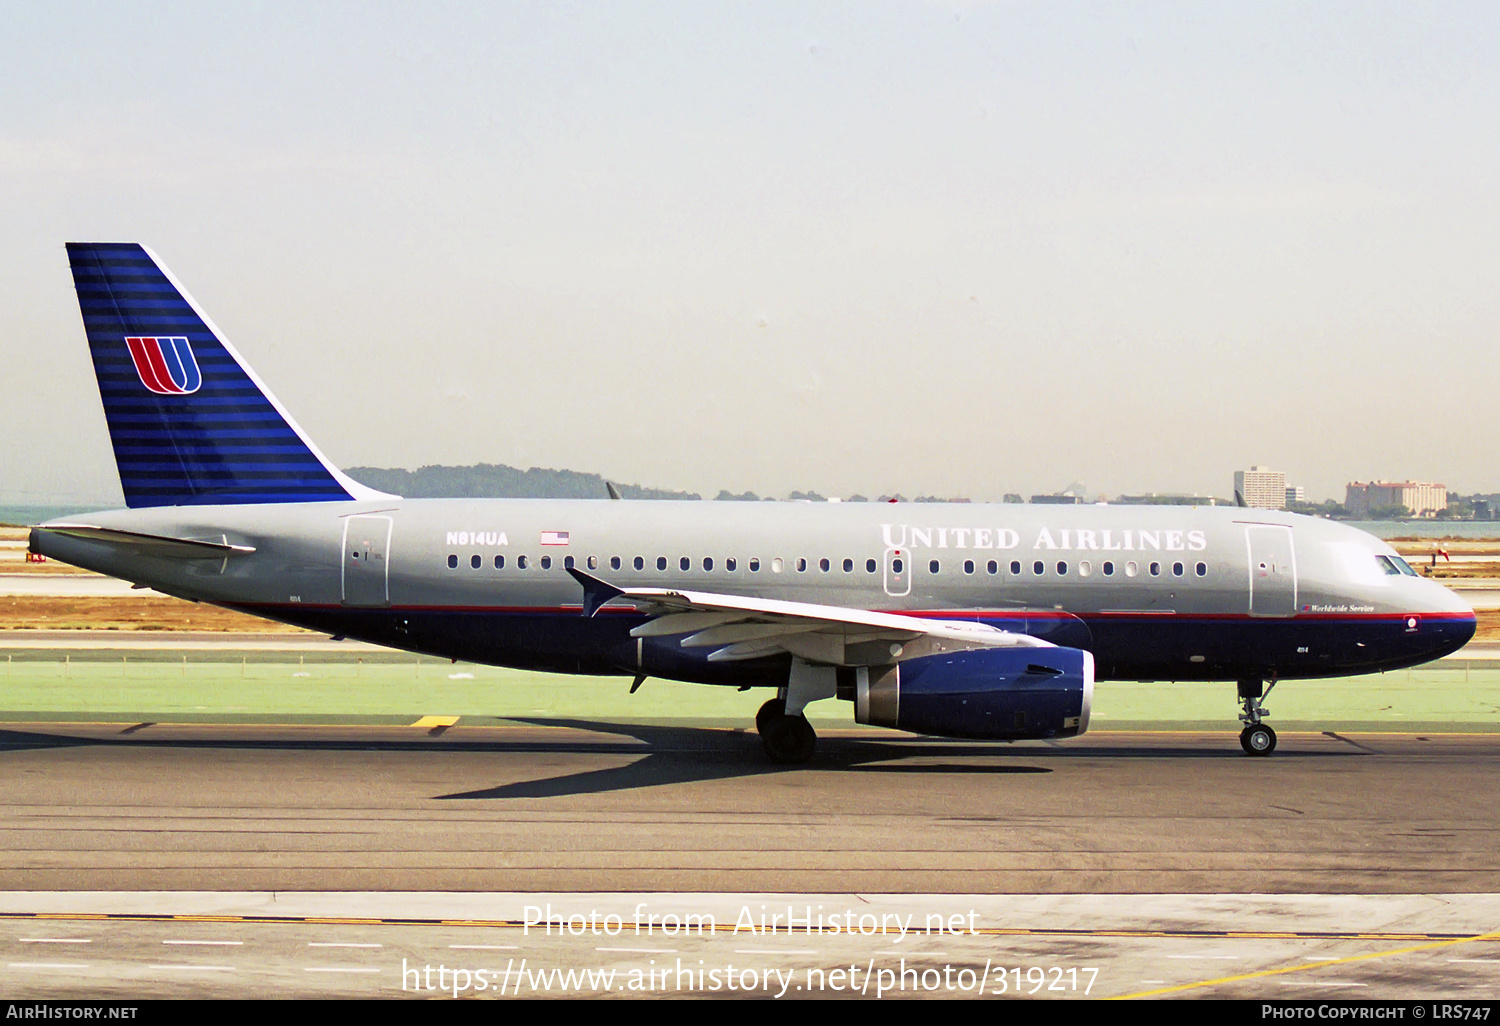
[4,2,1498,506]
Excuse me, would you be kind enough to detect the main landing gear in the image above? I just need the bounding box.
[757,696,817,765]
[1237,678,1277,756]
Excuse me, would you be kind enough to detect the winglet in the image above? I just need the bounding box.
[606,481,622,500]
[567,567,626,617]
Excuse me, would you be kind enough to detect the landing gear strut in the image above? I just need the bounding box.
[757,696,817,765]
[1237,678,1277,756]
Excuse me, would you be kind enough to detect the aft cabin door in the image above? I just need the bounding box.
[1245,524,1296,617]
[342,514,393,607]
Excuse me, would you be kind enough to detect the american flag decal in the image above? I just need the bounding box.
[540,531,570,546]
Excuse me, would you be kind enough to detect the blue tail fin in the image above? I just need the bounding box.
[66,243,390,507]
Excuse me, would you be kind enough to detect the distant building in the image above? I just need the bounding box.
[1030,493,1084,505]
[1234,466,1286,510]
[1286,486,1305,505]
[1345,481,1447,518]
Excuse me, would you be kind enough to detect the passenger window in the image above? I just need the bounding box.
[820,558,831,572]
[564,556,575,570]
[448,554,458,569]
[470,554,481,569]
[796,558,807,572]
[1196,562,1207,576]
[681,557,691,571]
[772,558,783,573]
[634,556,644,570]
[963,559,974,574]
[843,558,853,573]
[1033,561,1044,575]
[494,555,505,569]
[1078,561,1092,578]
[866,558,877,573]
[540,555,551,570]
[703,557,713,571]
[1124,561,1137,577]
[610,556,621,571]
[727,558,737,572]
[987,560,997,575]
[929,560,940,574]
[1056,561,1068,575]
[1172,562,1184,576]
[750,558,761,571]
[893,558,904,573]
[1010,560,1022,575]
[518,555,529,569]
[1103,561,1114,576]
[1149,562,1161,576]
[587,555,597,570]
[657,556,667,571]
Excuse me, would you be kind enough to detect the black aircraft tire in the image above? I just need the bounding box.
[1240,724,1277,756]
[756,698,786,736]
[762,714,817,765]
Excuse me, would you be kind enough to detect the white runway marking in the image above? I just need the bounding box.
[1166,954,1239,960]
[18,938,91,944]
[148,964,235,972]
[9,962,87,969]
[163,939,242,946]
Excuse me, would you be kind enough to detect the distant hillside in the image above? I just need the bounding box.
[344,463,700,500]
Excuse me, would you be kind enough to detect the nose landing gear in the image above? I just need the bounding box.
[1237,678,1277,756]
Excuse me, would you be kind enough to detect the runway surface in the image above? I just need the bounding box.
[3,890,1498,999]
[4,722,1500,998]
[4,721,1498,894]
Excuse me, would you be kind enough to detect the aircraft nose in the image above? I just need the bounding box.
[1410,580,1477,655]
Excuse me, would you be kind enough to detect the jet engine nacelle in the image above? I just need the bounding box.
[853,646,1094,741]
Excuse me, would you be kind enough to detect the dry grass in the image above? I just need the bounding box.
[0,596,312,633]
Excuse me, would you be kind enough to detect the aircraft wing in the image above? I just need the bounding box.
[567,568,1050,665]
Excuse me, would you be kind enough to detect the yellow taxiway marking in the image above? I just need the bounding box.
[1113,928,1500,999]
[411,716,459,728]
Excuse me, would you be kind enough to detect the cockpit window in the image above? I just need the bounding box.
[1375,555,1403,576]
[1392,556,1418,576]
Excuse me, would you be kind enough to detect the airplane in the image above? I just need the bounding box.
[28,243,1477,764]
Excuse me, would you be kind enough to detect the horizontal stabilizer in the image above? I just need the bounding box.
[33,523,255,559]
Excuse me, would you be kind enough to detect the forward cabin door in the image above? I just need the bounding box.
[342,514,393,607]
[1245,524,1297,617]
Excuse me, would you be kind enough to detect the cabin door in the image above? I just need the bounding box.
[342,514,393,607]
[1245,524,1297,617]
[883,547,911,597]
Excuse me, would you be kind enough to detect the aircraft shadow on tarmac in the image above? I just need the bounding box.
[0,721,1361,802]
[434,718,1057,800]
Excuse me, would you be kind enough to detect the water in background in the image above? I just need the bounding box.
[0,505,102,527]
[1346,520,1500,540]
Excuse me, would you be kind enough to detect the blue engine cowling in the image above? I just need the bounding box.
[854,646,1093,740]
